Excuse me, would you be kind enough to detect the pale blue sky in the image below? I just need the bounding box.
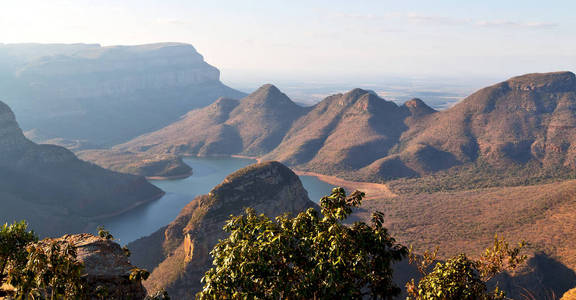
[1,0,574,83]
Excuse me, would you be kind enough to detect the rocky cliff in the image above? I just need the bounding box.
[41,234,147,299]
[0,100,163,237]
[0,43,245,145]
[128,161,316,299]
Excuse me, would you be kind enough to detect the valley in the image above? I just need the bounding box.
[1,39,576,299]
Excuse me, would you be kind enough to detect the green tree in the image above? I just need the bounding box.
[406,235,527,300]
[198,187,408,299]
[0,221,37,288]
[8,239,86,299]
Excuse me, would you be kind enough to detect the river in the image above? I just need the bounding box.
[100,157,335,243]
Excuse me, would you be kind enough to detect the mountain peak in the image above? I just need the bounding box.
[506,71,576,92]
[402,98,436,117]
[243,84,298,108]
[211,161,306,204]
[345,88,371,99]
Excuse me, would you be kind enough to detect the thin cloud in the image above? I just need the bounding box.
[334,13,558,30]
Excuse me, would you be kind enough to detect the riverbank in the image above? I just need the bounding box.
[147,154,397,200]
[230,154,262,163]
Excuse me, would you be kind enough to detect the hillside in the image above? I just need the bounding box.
[365,71,576,181]
[117,84,307,156]
[262,90,432,172]
[0,43,245,145]
[89,71,576,187]
[0,100,163,237]
[128,161,316,298]
[350,179,576,299]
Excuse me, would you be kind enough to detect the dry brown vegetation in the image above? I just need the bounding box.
[353,180,576,265]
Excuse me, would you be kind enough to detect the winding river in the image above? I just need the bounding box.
[100,157,335,243]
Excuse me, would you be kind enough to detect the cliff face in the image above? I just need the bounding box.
[16,43,220,97]
[0,43,245,145]
[0,100,163,237]
[42,234,147,299]
[128,161,316,299]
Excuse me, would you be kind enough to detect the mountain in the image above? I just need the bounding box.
[116,84,307,156]
[376,71,576,175]
[0,100,163,237]
[262,90,431,172]
[128,161,316,298]
[83,71,576,186]
[0,43,245,145]
[103,85,433,179]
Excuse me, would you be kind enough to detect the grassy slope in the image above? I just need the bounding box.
[355,180,576,265]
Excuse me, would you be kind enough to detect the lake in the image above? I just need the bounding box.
[101,157,335,243]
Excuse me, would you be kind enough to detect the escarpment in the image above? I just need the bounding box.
[0,43,246,145]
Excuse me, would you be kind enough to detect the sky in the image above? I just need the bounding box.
[0,0,575,84]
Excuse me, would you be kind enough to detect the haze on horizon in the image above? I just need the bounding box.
[1,0,575,84]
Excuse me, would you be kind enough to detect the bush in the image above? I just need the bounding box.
[198,187,408,299]
[406,235,527,300]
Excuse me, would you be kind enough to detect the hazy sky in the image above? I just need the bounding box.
[1,0,574,83]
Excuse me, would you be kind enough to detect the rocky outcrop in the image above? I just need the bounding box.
[0,100,163,237]
[128,161,316,299]
[42,234,147,299]
[0,43,245,145]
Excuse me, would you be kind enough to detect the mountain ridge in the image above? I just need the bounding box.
[0,100,163,237]
[83,71,576,188]
[0,42,246,145]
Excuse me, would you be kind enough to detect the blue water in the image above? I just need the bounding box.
[100,157,335,244]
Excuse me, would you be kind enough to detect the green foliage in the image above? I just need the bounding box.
[129,268,150,281]
[122,245,131,257]
[97,225,114,240]
[8,239,86,299]
[0,221,38,286]
[198,187,408,299]
[406,235,527,300]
